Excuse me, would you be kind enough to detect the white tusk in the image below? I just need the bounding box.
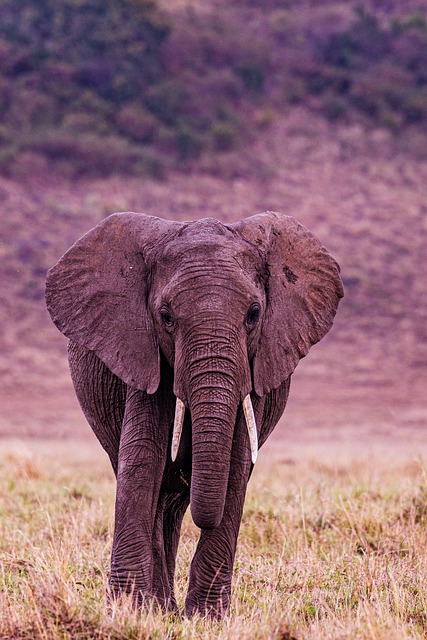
[171,397,185,462]
[242,394,258,464]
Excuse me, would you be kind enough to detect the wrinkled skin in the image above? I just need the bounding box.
[46,212,343,618]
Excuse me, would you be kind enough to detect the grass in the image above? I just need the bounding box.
[1,440,427,639]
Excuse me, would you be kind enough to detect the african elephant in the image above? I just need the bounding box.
[45,211,343,618]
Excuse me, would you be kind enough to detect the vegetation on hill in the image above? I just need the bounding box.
[1,0,427,177]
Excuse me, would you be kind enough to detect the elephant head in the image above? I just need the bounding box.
[46,211,343,534]
[46,211,343,615]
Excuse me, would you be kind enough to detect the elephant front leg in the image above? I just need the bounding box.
[109,388,168,604]
[151,489,190,610]
[185,426,252,618]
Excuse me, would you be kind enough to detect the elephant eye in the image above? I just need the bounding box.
[245,303,261,330]
[160,306,174,330]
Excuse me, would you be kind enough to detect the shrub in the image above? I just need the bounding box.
[392,11,427,36]
[1,1,427,176]
[401,89,427,124]
[255,108,276,129]
[24,130,165,178]
[145,80,187,127]
[321,7,390,68]
[323,96,347,121]
[175,125,204,161]
[211,120,237,152]
[115,102,158,143]
[235,62,265,93]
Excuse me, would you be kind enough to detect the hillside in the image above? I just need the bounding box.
[1,0,427,177]
[0,0,426,441]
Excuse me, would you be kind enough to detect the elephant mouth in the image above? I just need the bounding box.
[171,395,258,465]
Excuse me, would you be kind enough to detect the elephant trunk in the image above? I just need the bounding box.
[173,321,252,530]
[189,372,240,530]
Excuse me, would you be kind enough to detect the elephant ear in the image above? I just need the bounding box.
[234,212,344,396]
[46,212,179,393]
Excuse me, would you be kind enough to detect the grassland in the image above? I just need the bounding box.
[1,439,427,639]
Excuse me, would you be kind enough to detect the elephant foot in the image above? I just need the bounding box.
[184,591,230,620]
[153,592,180,615]
[107,580,179,616]
[107,580,147,610]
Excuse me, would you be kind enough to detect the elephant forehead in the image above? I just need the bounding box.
[178,216,234,238]
[159,232,262,273]
[162,262,261,304]
[152,241,263,308]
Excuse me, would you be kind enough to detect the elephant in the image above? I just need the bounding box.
[45,211,343,618]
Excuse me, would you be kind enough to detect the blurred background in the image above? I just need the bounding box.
[0,0,426,454]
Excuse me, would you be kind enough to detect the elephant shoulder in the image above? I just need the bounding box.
[68,340,126,400]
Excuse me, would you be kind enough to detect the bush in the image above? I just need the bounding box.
[175,125,204,161]
[401,90,427,124]
[1,1,427,177]
[24,130,165,178]
[392,12,427,36]
[315,7,427,131]
[116,102,158,143]
[324,97,347,122]
[235,62,265,92]
[145,80,187,126]
[211,121,237,152]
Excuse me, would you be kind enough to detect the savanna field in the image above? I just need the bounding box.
[2,440,427,639]
[1,0,427,638]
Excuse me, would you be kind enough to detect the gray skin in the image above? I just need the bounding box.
[46,211,343,618]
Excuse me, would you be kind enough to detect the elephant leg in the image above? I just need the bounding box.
[68,341,126,475]
[183,388,290,617]
[152,490,190,610]
[184,415,252,618]
[109,387,168,603]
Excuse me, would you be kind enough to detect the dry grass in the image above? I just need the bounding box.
[1,440,427,639]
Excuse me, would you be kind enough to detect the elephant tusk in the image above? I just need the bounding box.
[171,397,185,462]
[242,394,258,464]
